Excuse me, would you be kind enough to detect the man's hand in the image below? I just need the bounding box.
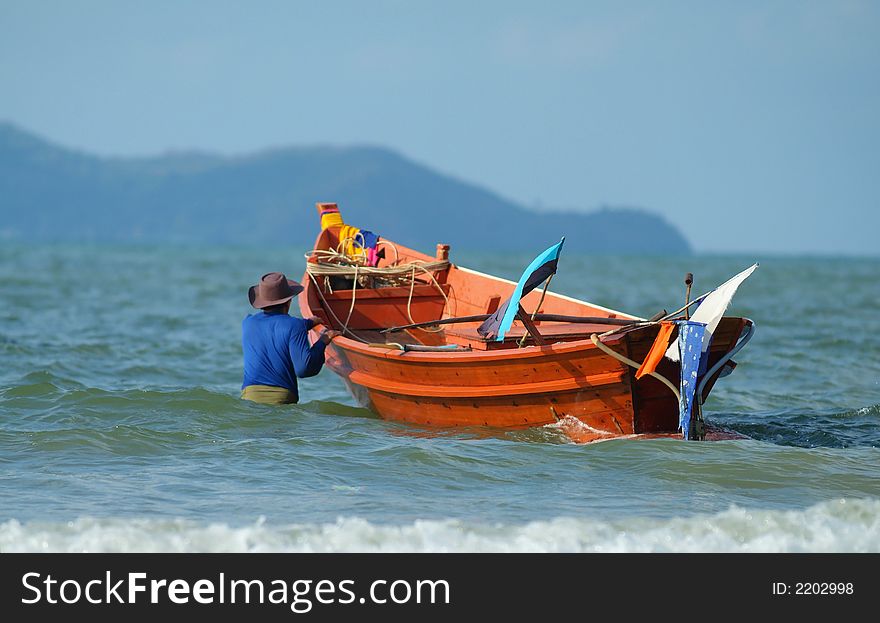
[320,329,341,344]
[306,316,324,328]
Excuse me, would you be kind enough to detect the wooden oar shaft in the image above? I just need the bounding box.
[381,313,638,333]
[532,314,637,326]
[380,314,490,332]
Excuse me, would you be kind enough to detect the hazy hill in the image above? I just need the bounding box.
[0,122,692,253]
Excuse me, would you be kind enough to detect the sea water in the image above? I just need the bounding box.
[1,243,878,552]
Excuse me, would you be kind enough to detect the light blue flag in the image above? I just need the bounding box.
[477,238,565,341]
[677,320,707,439]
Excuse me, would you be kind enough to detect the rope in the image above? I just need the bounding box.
[343,263,359,330]
[409,265,449,332]
[306,271,369,343]
[406,265,417,326]
[379,239,400,265]
[304,244,451,341]
[336,234,368,264]
[589,333,681,402]
[305,248,448,279]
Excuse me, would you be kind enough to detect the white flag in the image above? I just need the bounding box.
[666,263,758,362]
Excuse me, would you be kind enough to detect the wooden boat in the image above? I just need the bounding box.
[300,204,754,443]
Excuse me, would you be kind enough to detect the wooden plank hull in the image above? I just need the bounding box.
[301,223,750,442]
[317,319,744,441]
[325,341,635,431]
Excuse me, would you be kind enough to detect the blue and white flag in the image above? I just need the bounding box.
[677,320,706,440]
[477,238,565,341]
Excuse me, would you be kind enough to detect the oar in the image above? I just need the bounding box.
[381,314,490,332]
[381,313,639,334]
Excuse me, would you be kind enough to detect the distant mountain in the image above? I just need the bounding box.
[0,122,692,253]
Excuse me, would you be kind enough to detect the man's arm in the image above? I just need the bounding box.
[289,321,338,378]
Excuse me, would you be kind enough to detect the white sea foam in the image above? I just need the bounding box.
[2,498,878,553]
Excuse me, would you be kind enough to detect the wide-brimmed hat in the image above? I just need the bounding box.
[248,272,304,309]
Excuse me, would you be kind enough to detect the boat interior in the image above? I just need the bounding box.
[305,227,637,352]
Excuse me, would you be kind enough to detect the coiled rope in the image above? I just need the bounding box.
[305,245,451,338]
[305,248,449,280]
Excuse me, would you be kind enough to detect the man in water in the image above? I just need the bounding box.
[241,272,340,405]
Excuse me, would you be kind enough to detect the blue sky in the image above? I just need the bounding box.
[1,0,878,254]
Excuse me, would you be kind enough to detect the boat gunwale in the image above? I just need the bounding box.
[453,264,642,321]
[319,328,628,362]
[317,318,745,364]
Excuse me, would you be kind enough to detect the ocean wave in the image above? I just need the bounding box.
[1,379,240,408]
[717,404,880,448]
[2,498,878,553]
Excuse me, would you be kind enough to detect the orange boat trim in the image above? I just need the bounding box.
[337,332,628,362]
[348,369,626,398]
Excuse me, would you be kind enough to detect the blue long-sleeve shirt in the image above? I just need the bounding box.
[241,312,327,401]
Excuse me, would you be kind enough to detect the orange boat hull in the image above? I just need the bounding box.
[300,214,750,442]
